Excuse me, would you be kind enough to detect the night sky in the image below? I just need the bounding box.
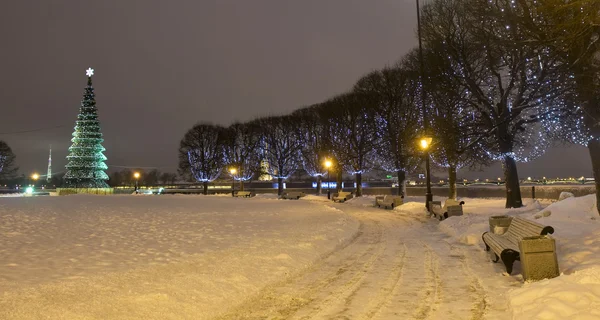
[0,0,592,179]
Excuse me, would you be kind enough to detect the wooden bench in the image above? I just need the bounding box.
[332,191,353,203]
[375,195,403,209]
[431,199,465,220]
[482,216,554,274]
[281,191,306,199]
[234,191,255,198]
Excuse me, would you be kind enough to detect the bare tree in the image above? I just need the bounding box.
[144,169,161,186]
[411,44,492,199]
[257,115,302,196]
[320,92,378,197]
[222,122,261,191]
[160,172,178,185]
[353,64,421,197]
[421,0,571,208]
[508,0,600,212]
[293,106,329,194]
[179,123,226,195]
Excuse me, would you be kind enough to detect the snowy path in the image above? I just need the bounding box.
[219,203,500,320]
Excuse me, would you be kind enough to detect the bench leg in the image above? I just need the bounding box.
[482,233,490,251]
[501,250,519,274]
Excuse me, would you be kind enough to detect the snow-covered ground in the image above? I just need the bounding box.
[435,194,600,319]
[0,195,358,319]
[0,193,598,319]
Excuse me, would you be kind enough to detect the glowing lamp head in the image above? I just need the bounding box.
[134,172,140,179]
[419,136,433,150]
[527,177,532,181]
[31,173,40,180]
[324,160,333,169]
[230,168,237,175]
[25,187,34,194]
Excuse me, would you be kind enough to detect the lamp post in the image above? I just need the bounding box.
[230,168,237,197]
[324,159,333,199]
[134,172,140,193]
[419,137,433,210]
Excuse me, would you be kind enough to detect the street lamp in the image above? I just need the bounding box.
[324,159,333,199]
[134,172,140,193]
[416,0,432,211]
[30,173,39,190]
[419,136,433,210]
[230,168,237,197]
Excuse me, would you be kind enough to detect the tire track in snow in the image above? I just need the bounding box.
[294,220,387,319]
[360,242,408,320]
[218,204,493,320]
[217,217,387,319]
[412,241,442,320]
[443,240,487,320]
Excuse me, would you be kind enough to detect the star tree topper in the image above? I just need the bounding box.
[86,68,94,77]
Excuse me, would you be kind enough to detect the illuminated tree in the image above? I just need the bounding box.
[507,0,600,213]
[179,123,226,195]
[257,115,302,196]
[223,122,261,191]
[320,92,378,197]
[293,106,329,194]
[353,64,420,197]
[63,68,109,188]
[415,44,492,200]
[421,0,572,208]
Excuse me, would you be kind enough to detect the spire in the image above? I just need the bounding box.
[47,146,52,183]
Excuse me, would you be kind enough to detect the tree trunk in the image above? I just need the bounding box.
[496,113,523,208]
[277,177,283,196]
[355,173,362,197]
[336,170,343,193]
[316,175,322,194]
[240,180,245,191]
[589,138,600,215]
[448,165,457,200]
[397,170,406,197]
[203,181,208,195]
[503,155,523,208]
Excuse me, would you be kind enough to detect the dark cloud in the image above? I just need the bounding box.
[0,0,591,179]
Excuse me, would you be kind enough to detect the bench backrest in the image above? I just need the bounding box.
[445,199,463,207]
[447,205,463,217]
[384,195,402,201]
[505,217,554,245]
[337,192,351,197]
[237,191,251,196]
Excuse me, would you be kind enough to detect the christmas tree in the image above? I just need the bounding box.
[63,68,109,188]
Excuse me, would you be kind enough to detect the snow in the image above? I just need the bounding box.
[439,194,600,319]
[0,192,599,319]
[0,195,359,319]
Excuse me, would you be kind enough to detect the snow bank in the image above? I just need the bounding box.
[0,195,359,319]
[510,267,600,319]
[435,194,600,319]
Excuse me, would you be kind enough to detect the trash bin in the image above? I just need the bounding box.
[489,215,512,235]
[518,235,560,281]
